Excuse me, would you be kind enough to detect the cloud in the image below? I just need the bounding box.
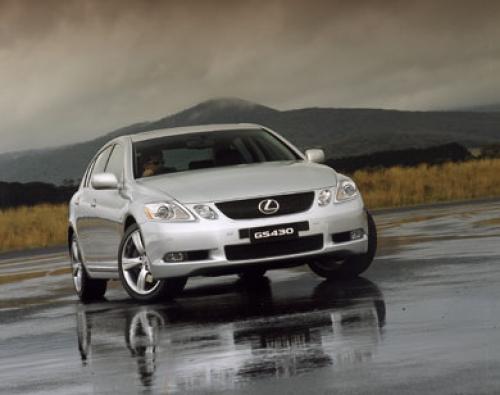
[0,0,499,152]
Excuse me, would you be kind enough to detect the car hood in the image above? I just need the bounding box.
[135,161,337,203]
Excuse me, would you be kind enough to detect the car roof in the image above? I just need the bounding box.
[129,123,265,143]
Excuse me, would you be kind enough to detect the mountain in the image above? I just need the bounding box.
[1,97,500,184]
[460,103,500,112]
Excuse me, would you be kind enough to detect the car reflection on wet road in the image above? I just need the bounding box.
[1,200,500,394]
[76,278,385,392]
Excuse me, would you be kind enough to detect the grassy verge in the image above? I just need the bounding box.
[0,204,68,253]
[1,158,500,253]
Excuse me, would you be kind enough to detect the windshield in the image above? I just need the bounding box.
[133,129,300,179]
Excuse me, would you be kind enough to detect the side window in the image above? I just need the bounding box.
[88,146,113,187]
[105,144,124,180]
[83,160,96,188]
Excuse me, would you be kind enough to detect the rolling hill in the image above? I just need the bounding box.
[1,97,500,184]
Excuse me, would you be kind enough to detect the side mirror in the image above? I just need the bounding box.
[91,173,119,190]
[305,149,325,163]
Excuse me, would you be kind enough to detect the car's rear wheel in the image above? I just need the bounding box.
[70,234,107,302]
[118,224,187,303]
[308,211,377,280]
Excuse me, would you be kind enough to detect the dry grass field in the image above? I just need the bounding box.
[0,204,68,253]
[353,158,500,208]
[1,158,500,253]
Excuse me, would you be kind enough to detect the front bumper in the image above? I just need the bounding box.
[141,197,369,279]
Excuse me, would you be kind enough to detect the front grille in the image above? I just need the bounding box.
[224,234,323,261]
[215,191,315,219]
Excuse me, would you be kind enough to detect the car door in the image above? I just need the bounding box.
[75,155,100,261]
[90,143,129,268]
[78,146,113,264]
[73,160,94,259]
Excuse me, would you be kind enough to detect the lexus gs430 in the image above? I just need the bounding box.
[68,124,377,302]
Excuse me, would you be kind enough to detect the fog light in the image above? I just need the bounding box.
[164,252,186,262]
[350,228,365,240]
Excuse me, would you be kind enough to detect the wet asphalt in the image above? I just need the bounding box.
[1,200,500,394]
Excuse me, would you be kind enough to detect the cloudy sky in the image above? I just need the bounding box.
[1,0,499,153]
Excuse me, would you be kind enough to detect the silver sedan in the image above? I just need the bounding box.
[68,124,377,302]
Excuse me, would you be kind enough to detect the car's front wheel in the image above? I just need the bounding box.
[70,234,107,302]
[308,211,377,280]
[118,224,187,303]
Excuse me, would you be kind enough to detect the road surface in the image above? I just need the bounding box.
[1,200,500,394]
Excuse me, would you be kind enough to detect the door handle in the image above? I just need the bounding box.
[91,199,97,208]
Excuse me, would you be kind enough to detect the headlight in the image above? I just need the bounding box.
[144,202,194,221]
[193,204,218,220]
[336,180,359,202]
[318,189,333,206]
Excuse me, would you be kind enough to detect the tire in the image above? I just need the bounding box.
[118,224,187,303]
[70,233,107,302]
[238,267,267,281]
[308,211,377,280]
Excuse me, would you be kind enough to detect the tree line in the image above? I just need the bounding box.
[2,142,498,209]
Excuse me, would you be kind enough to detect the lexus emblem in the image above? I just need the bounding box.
[258,199,280,215]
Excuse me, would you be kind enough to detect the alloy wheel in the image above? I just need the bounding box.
[70,237,83,293]
[121,230,160,295]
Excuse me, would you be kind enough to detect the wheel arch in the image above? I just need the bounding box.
[68,225,75,248]
[124,215,138,232]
